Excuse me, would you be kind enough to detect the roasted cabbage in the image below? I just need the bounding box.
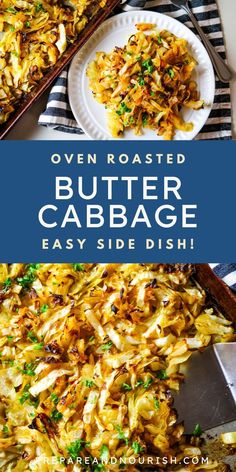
[0,0,107,125]
[87,24,205,139]
[0,263,235,471]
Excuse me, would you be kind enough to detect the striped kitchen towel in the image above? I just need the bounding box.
[38,0,232,140]
[210,264,236,291]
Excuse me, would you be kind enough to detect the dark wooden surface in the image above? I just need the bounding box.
[194,264,236,323]
[0,0,120,140]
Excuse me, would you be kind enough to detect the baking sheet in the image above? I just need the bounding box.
[184,265,236,468]
[0,0,120,140]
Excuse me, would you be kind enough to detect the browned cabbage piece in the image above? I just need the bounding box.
[0,0,108,125]
[87,25,205,140]
[0,263,235,471]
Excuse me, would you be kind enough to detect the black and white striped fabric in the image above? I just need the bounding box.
[210,264,236,292]
[38,0,232,140]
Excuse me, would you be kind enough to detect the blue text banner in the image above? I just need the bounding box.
[0,140,235,262]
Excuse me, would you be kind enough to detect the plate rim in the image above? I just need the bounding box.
[68,9,215,141]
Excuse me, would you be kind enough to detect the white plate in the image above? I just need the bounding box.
[68,10,215,140]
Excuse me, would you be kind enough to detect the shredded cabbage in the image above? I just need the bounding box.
[0,263,235,471]
[0,0,108,125]
[87,24,205,139]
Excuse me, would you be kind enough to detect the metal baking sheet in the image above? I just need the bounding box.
[0,0,120,140]
[182,265,236,468]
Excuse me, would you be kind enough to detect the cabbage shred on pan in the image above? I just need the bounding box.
[0,0,107,125]
[0,263,235,471]
[87,24,205,139]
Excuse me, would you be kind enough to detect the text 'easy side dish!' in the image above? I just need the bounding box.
[0,263,235,471]
[0,0,107,125]
[87,24,205,140]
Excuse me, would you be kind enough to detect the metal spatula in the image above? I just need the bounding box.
[173,343,236,433]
